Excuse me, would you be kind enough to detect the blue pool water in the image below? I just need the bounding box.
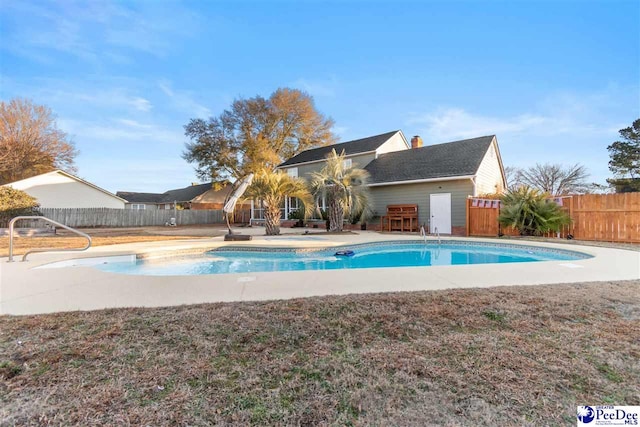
[94,241,590,276]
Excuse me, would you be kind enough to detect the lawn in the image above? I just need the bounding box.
[1,281,638,426]
[0,226,224,257]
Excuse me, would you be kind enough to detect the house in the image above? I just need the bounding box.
[117,182,241,211]
[267,130,409,219]
[279,130,409,174]
[275,130,506,235]
[4,170,126,209]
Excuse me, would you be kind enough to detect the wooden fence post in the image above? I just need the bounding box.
[465,198,470,237]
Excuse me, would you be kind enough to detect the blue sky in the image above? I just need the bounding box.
[1,0,638,193]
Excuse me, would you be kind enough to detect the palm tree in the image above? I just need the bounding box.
[498,186,571,236]
[244,169,313,235]
[309,149,372,232]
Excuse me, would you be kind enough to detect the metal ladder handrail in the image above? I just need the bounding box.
[419,225,428,244]
[434,226,441,245]
[420,225,441,245]
[7,216,92,262]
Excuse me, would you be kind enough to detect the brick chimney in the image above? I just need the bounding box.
[411,135,423,149]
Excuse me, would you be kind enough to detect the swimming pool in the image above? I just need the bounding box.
[94,241,591,276]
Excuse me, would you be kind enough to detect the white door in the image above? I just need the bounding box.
[430,193,452,234]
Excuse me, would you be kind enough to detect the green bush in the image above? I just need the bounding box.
[287,208,305,227]
[287,209,304,221]
[498,186,571,236]
[0,187,40,227]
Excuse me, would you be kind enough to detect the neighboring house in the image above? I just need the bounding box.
[4,170,126,209]
[117,182,237,210]
[275,130,506,235]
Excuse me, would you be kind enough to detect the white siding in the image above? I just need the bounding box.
[369,180,474,227]
[125,204,157,210]
[8,172,125,209]
[475,138,506,195]
[375,131,409,155]
[125,203,158,210]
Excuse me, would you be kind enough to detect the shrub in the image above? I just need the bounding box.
[287,208,305,227]
[498,186,570,236]
[0,187,40,227]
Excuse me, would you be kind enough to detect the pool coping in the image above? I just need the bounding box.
[1,231,638,315]
[33,238,594,270]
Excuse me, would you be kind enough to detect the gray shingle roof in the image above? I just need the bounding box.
[115,192,164,203]
[279,130,400,167]
[159,183,213,203]
[365,136,495,184]
[117,183,214,203]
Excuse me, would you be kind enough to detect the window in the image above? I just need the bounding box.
[342,159,352,169]
[317,196,327,211]
[287,167,298,178]
[131,204,146,210]
[288,197,300,210]
[165,204,171,210]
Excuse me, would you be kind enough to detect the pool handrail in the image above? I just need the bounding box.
[8,216,92,262]
[420,225,441,245]
[419,225,427,244]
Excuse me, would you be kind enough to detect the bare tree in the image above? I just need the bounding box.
[0,98,78,184]
[518,163,590,195]
[503,166,523,190]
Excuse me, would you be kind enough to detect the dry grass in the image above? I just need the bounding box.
[1,281,638,426]
[0,226,226,257]
[0,236,204,257]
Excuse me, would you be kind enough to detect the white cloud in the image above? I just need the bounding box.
[158,79,211,118]
[158,80,174,97]
[407,88,631,143]
[13,81,155,117]
[405,86,637,185]
[59,117,183,145]
[129,97,153,112]
[408,108,549,141]
[116,118,153,129]
[332,126,349,137]
[291,77,338,97]
[2,0,200,64]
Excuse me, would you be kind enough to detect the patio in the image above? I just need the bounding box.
[1,228,638,315]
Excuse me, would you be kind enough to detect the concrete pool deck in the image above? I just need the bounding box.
[1,228,639,315]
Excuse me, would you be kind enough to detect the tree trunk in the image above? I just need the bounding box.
[328,199,343,232]
[264,204,281,235]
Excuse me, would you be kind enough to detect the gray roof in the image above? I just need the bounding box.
[279,130,400,167]
[117,183,214,203]
[115,192,164,203]
[364,135,495,184]
[160,183,214,203]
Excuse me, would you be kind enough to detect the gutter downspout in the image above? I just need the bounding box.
[470,176,477,197]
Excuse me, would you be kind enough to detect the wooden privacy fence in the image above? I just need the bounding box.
[467,193,640,243]
[17,208,232,228]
